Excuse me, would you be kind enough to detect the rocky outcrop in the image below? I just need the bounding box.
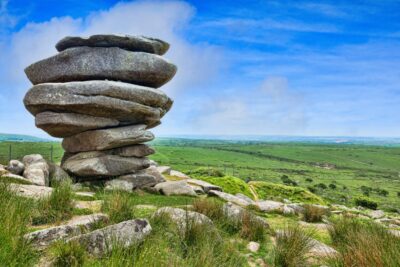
[67,219,152,256]
[23,34,176,186]
[154,181,197,196]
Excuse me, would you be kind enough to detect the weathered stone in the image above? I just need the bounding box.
[247,241,260,252]
[35,112,119,138]
[6,160,24,175]
[74,200,103,212]
[235,193,254,203]
[189,184,205,194]
[105,179,133,192]
[25,214,108,249]
[169,170,190,179]
[154,181,197,196]
[22,154,49,186]
[156,166,171,175]
[153,207,213,232]
[308,239,337,258]
[187,179,222,193]
[208,190,255,207]
[10,184,53,199]
[118,172,158,188]
[75,191,96,198]
[48,163,72,185]
[25,47,177,88]
[62,124,154,153]
[286,203,305,214]
[282,205,296,215]
[113,145,155,157]
[56,34,170,55]
[223,202,269,229]
[257,200,284,213]
[368,209,385,219]
[67,219,152,256]
[1,173,32,184]
[62,152,150,177]
[24,81,173,129]
[143,166,166,183]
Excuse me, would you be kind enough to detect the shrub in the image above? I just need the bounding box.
[307,186,317,193]
[303,204,328,223]
[397,192,400,198]
[315,183,327,190]
[50,241,86,267]
[33,180,74,224]
[360,185,372,196]
[305,178,313,183]
[354,196,378,210]
[188,167,225,177]
[327,217,400,267]
[281,175,298,186]
[375,188,389,197]
[0,182,37,266]
[329,183,337,190]
[274,225,314,267]
[102,191,135,223]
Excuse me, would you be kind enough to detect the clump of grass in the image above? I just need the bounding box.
[50,240,86,267]
[274,225,314,267]
[303,204,329,223]
[192,198,267,241]
[0,182,38,266]
[327,217,400,267]
[33,180,75,225]
[102,191,135,223]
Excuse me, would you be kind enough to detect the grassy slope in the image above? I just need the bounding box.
[1,139,400,209]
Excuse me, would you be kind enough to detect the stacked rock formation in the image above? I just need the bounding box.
[23,34,176,184]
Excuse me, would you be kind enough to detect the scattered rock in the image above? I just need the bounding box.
[144,166,166,183]
[10,184,53,199]
[169,170,190,179]
[368,209,385,219]
[208,190,255,207]
[118,172,158,189]
[74,200,103,212]
[153,207,213,232]
[223,202,269,228]
[187,179,222,193]
[56,34,170,55]
[25,213,108,249]
[235,193,254,203]
[156,166,172,175]
[22,154,50,186]
[48,163,71,185]
[6,160,24,175]
[154,181,197,196]
[105,179,133,192]
[62,124,154,153]
[286,203,305,214]
[67,219,152,256]
[25,47,177,88]
[308,239,338,258]
[257,200,284,213]
[247,241,260,253]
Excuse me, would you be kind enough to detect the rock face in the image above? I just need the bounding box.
[23,35,176,184]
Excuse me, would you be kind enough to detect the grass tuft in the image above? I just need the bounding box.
[101,191,135,224]
[303,204,329,223]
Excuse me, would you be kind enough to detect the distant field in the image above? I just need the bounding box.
[1,138,400,210]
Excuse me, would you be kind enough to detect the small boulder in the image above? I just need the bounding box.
[118,172,158,189]
[144,166,166,183]
[10,184,53,199]
[105,179,133,192]
[7,160,24,175]
[256,200,284,213]
[48,163,71,186]
[67,219,152,256]
[156,166,171,175]
[308,239,337,258]
[170,170,190,179]
[154,181,197,196]
[153,207,213,232]
[247,241,260,253]
[368,209,385,219]
[22,154,49,186]
[223,202,269,229]
[208,190,255,207]
[187,179,222,193]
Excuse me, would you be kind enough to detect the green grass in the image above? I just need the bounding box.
[250,181,325,204]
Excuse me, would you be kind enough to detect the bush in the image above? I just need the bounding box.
[50,241,86,267]
[0,182,37,266]
[274,225,314,267]
[305,178,313,183]
[281,175,298,186]
[360,185,372,196]
[329,183,337,190]
[303,204,328,223]
[102,191,135,223]
[315,183,327,190]
[375,188,389,197]
[188,167,225,178]
[397,192,400,198]
[33,180,74,224]
[327,217,400,267]
[354,196,378,210]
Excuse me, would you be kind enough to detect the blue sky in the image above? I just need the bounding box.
[0,0,399,138]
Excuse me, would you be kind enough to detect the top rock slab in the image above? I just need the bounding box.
[56,34,170,55]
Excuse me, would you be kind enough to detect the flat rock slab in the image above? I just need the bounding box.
[169,170,190,179]
[208,190,255,207]
[154,181,197,197]
[62,124,154,153]
[35,112,119,138]
[56,34,170,55]
[187,179,222,193]
[308,239,338,258]
[118,172,158,188]
[67,219,152,256]
[25,47,177,88]
[62,153,150,177]
[24,81,173,129]
[156,166,171,175]
[257,200,284,212]
[144,166,166,183]
[223,202,269,229]
[25,213,108,249]
[10,184,53,199]
[74,200,103,212]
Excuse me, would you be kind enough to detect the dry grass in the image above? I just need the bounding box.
[303,204,328,223]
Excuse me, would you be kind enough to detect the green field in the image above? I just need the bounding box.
[1,138,400,210]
